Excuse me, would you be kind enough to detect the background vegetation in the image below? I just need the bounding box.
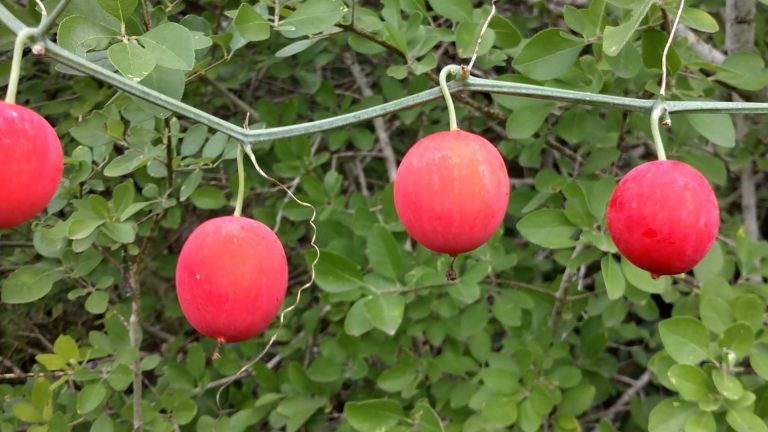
[1,0,767,431]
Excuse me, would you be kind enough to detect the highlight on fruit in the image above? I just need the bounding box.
[606,159,720,278]
[175,216,288,343]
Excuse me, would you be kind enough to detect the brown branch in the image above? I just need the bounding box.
[586,370,651,429]
[342,51,398,182]
[548,245,584,329]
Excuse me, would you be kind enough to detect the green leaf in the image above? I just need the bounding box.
[659,317,710,365]
[2,264,64,304]
[101,222,136,244]
[506,103,553,139]
[180,169,203,202]
[281,0,347,36]
[364,294,405,336]
[180,124,208,156]
[516,209,579,249]
[718,322,753,360]
[35,353,67,371]
[621,257,668,294]
[667,364,709,401]
[190,186,227,210]
[13,402,42,423]
[315,251,364,293]
[138,22,196,70]
[57,15,117,57]
[602,0,654,56]
[680,7,719,33]
[455,21,495,58]
[104,150,154,177]
[512,29,585,80]
[481,395,518,427]
[77,383,107,414]
[685,411,715,432]
[601,255,625,300]
[234,4,270,42]
[344,298,373,336]
[489,15,521,48]
[344,399,405,432]
[750,343,768,380]
[726,409,768,432]
[559,383,595,416]
[108,42,156,81]
[53,335,80,362]
[97,0,138,21]
[411,399,444,432]
[85,291,109,314]
[713,52,768,91]
[366,224,402,281]
[648,399,697,432]
[711,369,742,400]
[91,413,115,432]
[426,0,472,22]
[276,396,324,432]
[685,114,735,148]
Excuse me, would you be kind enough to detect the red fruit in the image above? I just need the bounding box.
[394,129,509,256]
[175,216,288,342]
[606,160,720,277]
[0,101,63,228]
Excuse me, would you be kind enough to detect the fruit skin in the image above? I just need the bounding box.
[0,101,63,229]
[606,160,720,276]
[175,216,288,342]
[394,129,509,256]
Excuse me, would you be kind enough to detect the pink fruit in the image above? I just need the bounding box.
[394,129,510,256]
[175,216,288,342]
[0,101,63,228]
[606,160,720,277]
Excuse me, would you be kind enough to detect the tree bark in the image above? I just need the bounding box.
[725,0,762,242]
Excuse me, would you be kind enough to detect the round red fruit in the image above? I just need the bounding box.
[606,160,720,277]
[0,101,63,229]
[175,216,288,342]
[394,129,509,256]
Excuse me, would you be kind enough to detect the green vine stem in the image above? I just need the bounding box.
[36,0,74,38]
[4,28,35,104]
[2,4,768,143]
[439,65,462,131]
[233,143,245,217]
[650,99,668,161]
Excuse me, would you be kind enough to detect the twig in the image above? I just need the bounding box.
[141,0,152,31]
[0,370,72,380]
[126,263,142,432]
[588,370,651,429]
[660,0,685,96]
[466,0,496,73]
[342,52,397,182]
[548,245,584,329]
[0,241,34,247]
[203,76,261,122]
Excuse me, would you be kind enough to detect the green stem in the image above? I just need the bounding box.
[650,99,668,161]
[4,29,35,104]
[36,0,74,38]
[233,143,245,217]
[439,65,462,131]
[2,4,768,145]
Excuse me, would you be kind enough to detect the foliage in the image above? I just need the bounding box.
[1,0,768,431]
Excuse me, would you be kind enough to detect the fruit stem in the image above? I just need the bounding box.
[4,28,35,104]
[650,99,668,161]
[439,65,463,131]
[446,256,458,281]
[233,143,246,217]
